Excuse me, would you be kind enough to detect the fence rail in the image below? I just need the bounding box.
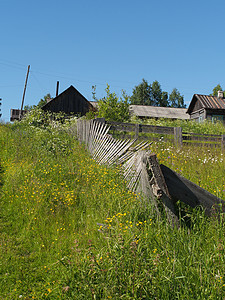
[100,119,225,149]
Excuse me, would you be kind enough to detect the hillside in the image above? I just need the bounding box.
[0,111,225,299]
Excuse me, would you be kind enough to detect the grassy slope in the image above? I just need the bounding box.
[0,119,225,299]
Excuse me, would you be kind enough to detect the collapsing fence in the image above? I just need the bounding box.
[76,119,225,224]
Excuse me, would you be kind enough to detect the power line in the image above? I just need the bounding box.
[0,84,23,88]
[0,58,204,97]
[0,61,27,71]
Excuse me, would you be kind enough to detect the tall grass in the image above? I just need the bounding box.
[1,111,225,299]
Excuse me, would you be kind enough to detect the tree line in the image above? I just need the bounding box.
[130,79,186,108]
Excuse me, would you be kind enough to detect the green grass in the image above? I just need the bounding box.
[1,112,225,299]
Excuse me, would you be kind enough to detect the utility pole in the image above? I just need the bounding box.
[19,65,30,120]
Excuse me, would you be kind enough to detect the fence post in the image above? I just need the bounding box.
[135,123,139,139]
[174,127,183,147]
[221,134,225,150]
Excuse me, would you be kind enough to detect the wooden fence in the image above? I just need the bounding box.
[97,119,225,149]
[76,118,225,225]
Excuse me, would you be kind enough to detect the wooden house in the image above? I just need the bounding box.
[41,85,95,116]
[129,105,189,120]
[187,91,225,122]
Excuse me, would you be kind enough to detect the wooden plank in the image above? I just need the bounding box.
[147,154,179,226]
[174,127,183,147]
[141,125,174,135]
[107,121,135,127]
[183,135,221,142]
[99,138,132,165]
[183,132,221,138]
[135,123,140,139]
[160,164,225,215]
[109,124,135,132]
[91,122,111,159]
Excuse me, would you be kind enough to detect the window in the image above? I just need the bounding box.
[212,115,224,123]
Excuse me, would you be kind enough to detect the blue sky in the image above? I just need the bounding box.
[1,0,225,122]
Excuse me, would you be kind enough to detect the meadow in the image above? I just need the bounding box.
[1,110,225,299]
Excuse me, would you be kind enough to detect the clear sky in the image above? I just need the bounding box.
[1,0,225,122]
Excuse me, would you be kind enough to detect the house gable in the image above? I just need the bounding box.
[187,94,205,114]
[42,85,94,116]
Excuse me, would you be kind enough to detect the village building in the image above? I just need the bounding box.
[13,86,225,124]
[129,105,189,120]
[10,109,27,122]
[41,85,95,116]
[187,91,225,123]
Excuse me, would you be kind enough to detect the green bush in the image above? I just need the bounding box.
[96,84,130,122]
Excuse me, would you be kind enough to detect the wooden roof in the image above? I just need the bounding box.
[187,94,225,114]
[129,105,189,120]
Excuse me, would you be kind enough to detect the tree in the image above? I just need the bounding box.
[151,80,169,107]
[96,84,130,122]
[130,79,152,105]
[169,88,186,108]
[24,104,36,111]
[131,79,186,108]
[36,93,52,108]
[211,84,225,97]
[130,79,169,107]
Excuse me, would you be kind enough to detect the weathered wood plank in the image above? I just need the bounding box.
[174,127,183,147]
[147,154,179,226]
[183,132,221,138]
[141,125,174,134]
[183,135,221,142]
[160,164,225,215]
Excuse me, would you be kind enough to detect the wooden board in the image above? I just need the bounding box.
[160,164,225,215]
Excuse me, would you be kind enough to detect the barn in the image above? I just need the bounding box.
[129,105,189,120]
[41,85,95,116]
[187,91,225,123]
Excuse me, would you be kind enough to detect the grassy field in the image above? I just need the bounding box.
[1,111,225,299]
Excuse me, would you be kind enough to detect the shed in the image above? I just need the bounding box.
[41,85,95,116]
[129,105,189,120]
[10,109,27,122]
[187,91,225,122]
